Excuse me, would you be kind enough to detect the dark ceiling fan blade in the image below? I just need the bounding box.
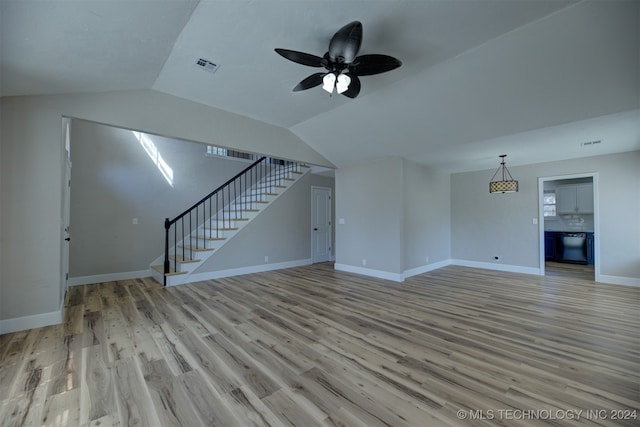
[350,54,402,76]
[328,21,363,64]
[341,75,361,98]
[275,48,326,67]
[293,73,326,92]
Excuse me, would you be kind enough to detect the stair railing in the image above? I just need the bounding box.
[163,156,303,285]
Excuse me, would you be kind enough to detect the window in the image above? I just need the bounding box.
[205,145,260,161]
[206,145,228,157]
[543,192,556,217]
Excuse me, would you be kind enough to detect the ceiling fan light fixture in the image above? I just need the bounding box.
[275,21,401,98]
[336,73,351,94]
[322,73,336,93]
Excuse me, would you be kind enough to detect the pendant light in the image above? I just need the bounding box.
[489,155,518,193]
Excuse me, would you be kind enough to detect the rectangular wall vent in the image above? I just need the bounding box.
[195,58,219,73]
[580,140,601,147]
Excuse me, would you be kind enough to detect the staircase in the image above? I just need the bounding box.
[150,157,310,286]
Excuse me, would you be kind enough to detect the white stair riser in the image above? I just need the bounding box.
[238,194,277,203]
[207,219,240,228]
[246,189,279,196]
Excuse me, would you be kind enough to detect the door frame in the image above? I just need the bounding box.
[311,186,332,263]
[61,117,72,303]
[537,172,600,281]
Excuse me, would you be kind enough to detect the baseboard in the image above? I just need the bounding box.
[451,259,541,276]
[597,274,640,287]
[0,308,63,335]
[334,263,404,282]
[186,259,313,284]
[334,260,454,282]
[403,259,452,280]
[67,269,151,286]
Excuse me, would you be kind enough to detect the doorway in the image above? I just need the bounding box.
[311,186,332,263]
[538,173,599,281]
[61,118,72,303]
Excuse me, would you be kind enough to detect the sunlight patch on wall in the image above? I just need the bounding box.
[132,131,174,187]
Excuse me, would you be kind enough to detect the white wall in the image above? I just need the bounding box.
[0,91,333,333]
[451,151,640,283]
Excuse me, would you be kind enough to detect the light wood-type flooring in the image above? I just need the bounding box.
[0,263,638,426]
[546,261,595,281]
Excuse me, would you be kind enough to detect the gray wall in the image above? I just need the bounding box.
[70,119,251,277]
[451,151,640,280]
[335,157,451,277]
[403,159,451,271]
[0,91,332,329]
[336,157,404,274]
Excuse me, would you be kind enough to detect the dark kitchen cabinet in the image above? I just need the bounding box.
[586,233,594,265]
[544,232,557,260]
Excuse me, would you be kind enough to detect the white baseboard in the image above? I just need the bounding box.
[67,269,151,286]
[186,259,313,284]
[403,260,452,279]
[451,259,541,276]
[597,274,640,287]
[334,259,454,282]
[334,263,404,282]
[0,307,63,335]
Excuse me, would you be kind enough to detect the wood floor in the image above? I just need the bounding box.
[1,263,638,426]
[546,261,595,281]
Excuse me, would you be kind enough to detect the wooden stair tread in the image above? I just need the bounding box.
[203,227,238,231]
[169,255,201,263]
[177,245,215,251]
[195,235,227,241]
[151,265,188,276]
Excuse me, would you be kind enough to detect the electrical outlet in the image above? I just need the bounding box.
[264,256,269,263]
[132,218,138,225]
[362,259,367,266]
[425,256,429,263]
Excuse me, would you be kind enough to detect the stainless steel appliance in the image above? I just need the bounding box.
[559,232,587,264]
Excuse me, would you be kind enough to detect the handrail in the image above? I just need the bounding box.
[167,156,266,226]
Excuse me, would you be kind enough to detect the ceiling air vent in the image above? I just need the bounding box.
[580,140,601,147]
[195,58,219,73]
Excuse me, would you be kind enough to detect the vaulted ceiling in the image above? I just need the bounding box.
[1,0,638,172]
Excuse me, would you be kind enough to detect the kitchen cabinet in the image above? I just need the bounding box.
[544,232,557,260]
[557,184,593,214]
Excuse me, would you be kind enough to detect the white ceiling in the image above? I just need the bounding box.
[1,0,638,172]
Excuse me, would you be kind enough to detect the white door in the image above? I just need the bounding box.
[311,186,332,263]
[61,119,72,302]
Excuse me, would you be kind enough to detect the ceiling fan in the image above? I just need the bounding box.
[275,21,402,98]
